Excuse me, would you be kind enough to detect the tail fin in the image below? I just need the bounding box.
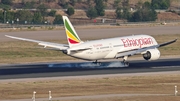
[62,16,82,47]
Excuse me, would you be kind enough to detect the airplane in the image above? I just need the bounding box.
[5,16,177,66]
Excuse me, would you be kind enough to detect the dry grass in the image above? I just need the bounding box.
[0,40,74,64]
[158,12,180,21]
[61,96,180,101]
[152,34,180,55]
[0,74,180,100]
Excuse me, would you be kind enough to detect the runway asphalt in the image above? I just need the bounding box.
[0,58,180,80]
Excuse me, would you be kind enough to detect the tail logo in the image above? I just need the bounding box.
[65,19,80,44]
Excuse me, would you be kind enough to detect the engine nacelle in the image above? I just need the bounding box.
[62,49,71,55]
[143,48,160,61]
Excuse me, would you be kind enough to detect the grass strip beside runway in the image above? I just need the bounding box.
[0,74,180,101]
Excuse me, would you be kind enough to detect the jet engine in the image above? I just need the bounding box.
[143,48,160,61]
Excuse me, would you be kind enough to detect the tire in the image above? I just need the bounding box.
[124,62,129,67]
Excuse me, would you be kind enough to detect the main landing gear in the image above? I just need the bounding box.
[122,56,129,67]
[123,59,129,67]
[91,57,130,67]
[92,60,101,66]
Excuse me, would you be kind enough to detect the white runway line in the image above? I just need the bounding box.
[151,66,180,68]
[1,93,171,101]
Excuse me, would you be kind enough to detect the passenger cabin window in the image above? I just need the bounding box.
[113,45,123,47]
[100,46,109,49]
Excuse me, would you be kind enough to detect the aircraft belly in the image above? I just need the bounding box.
[104,50,117,59]
[94,52,108,59]
[70,52,89,60]
[70,50,110,60]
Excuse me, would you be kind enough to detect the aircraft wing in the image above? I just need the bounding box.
[115,39,177,58]
[158,39,177,47]
[5,35,69,50]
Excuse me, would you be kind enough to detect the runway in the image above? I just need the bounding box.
[0,58,180,80]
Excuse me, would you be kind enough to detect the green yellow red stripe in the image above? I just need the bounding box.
[65,19,80,44]
[66,30,80,43]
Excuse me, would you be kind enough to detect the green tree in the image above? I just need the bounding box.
[129,10,142,22]
[53,14,63,24]
[122,0,129,7]
[115,7,122,19]
[77,0,82,3]
[104,0,108,2]
[161,1,169,9]
[59,0,69,9]
[24,2,32,9]
[87,0,91,4]
[67,7,75,16]
[1,0,12,5]
[116,7,131,19]
[6,11,15,23]
[32,12,43,24]
[152,3,159,9]
[24,1,36,9]
[143,1,151,9]
[37,4,48,21]
[15,10,33,24]
[151,0,170,9]
[95,0,105,16]
[136,1,143,9]
[129,1,157,22]
[48,9,56,17]
[0,4,11,9]
[129,8,157,22]
[122,7,130,19]
[86,6,98,19]
[114,0,121,8]
[70,0,76,6]
[0,11,4,23]
[46,0,55,3]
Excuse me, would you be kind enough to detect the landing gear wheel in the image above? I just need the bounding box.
[124,61,129,67]
[92,60,101,66]
[122,58,129,67]
[97,62,101,66]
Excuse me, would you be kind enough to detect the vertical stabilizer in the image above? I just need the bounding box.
[62,16,82,47]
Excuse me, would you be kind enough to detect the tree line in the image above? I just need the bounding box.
[0,4,75,24]
[86,0,170,22]
[0,0,171,23]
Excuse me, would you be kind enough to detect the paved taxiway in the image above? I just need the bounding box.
[0,58,180,80]
[1,26,180,42]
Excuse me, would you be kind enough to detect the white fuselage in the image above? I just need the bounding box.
[67,35,158,60]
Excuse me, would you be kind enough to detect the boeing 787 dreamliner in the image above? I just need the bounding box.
[6,16,177,66]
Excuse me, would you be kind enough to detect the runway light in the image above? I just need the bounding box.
[175,85,178,96]
[32,91,36,101]
[49,91,52,101]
